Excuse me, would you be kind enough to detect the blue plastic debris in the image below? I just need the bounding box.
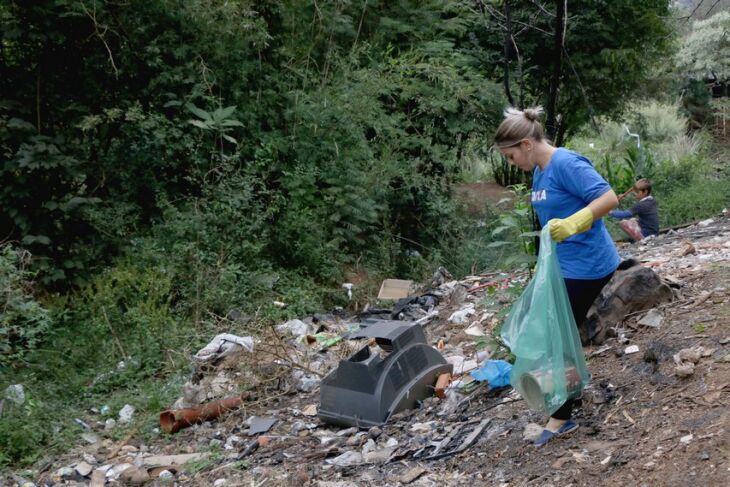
[470,359,513,387]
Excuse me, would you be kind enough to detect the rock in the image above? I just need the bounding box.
[675,362,695,378]
[302,404,318,416]
[214,479,227,486]
[363,446,397,464]
[158,470,174,483]
[680,434,693,445]
[81,432,101,444]
[54,467,75,480]
[336,427,358,436]
[75,461,93,477]
[326,451,363,466]
[716,354,730,363]
[384,437,398,448]
[89,470,106,487]
[637,309,663,328]
[410,422,435,434]
[361,439,377,456]
[675,347,702,364]
[118,404,135,423]
[120,466,150,485]
[523,423,544,442]
[643,461,656,471]
[583,265,673,345]
[105,463,134,480]
[399,466,427,484]
[368,426,382,439]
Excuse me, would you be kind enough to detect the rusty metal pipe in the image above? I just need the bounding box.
[160,395,243,434]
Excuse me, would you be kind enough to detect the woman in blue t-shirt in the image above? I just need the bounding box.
[494,106,620,447]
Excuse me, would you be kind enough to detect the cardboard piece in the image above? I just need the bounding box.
[378,279,414,300]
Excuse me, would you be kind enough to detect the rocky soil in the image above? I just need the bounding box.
[4,213,730,487]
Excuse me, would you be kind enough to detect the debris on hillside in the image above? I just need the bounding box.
[10,212,730,486]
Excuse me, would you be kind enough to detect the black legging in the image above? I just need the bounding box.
[551,272,614,420]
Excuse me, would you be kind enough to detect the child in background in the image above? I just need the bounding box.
[609,178,659,242]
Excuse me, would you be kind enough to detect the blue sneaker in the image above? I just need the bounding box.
[533,420,579,448]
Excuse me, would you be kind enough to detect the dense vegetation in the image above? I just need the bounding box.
[1,0,728,468]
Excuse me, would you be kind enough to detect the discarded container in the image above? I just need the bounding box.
[378,279,414,300]
[516,364,582,409]
[434,373,451,399]
[159,395,242,434]
[319,320,452,428]
[501,226,591,414]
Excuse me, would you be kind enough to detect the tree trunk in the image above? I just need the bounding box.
[545,0,566,142]
[502,0,515,107]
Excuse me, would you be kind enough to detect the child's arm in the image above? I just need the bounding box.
[609,209,632,219]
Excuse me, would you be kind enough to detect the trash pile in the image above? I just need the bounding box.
[9,211,730,486]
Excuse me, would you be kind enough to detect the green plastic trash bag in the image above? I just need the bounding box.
[500,226,591,415]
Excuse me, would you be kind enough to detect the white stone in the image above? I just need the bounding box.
[118,404,135,423]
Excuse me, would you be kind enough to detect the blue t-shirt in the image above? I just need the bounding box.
[532,148,620,280]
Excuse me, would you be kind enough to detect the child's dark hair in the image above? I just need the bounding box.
[634,178,651,195]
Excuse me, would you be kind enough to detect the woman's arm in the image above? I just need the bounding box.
[549,189,619,242]
[587,189,619,220]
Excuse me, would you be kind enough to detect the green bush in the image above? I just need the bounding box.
[0,246,52,367]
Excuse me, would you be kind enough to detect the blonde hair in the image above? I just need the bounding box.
[633,178,652,194]
[494,106,545,148]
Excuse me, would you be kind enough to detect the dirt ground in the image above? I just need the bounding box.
[8,216,729,487]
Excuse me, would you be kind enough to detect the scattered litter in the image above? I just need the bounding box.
[448,304,475,324]
[194,333,254,362]
[625,345,640,354]
[378,279,414,300]
[470,360,512,387]
[319,321,450,428]
[464,322,486,336]
[248,416,277,436]
[118,404,135,423]
[637,308,664,328]
[680,434,693,445]
[160,396,243,434]
[434,373,451,399]
[81,432,100,444]
[4,384,25,405]
[413,419,491,460]
[276,320,312,337]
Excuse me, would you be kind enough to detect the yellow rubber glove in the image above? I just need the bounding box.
[548,207,594,242]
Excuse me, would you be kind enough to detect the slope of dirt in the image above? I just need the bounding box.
[6,214,729,487]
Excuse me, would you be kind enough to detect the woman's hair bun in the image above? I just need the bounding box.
[523,106,544,122]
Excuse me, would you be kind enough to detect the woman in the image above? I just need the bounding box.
[494,107,620,447]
